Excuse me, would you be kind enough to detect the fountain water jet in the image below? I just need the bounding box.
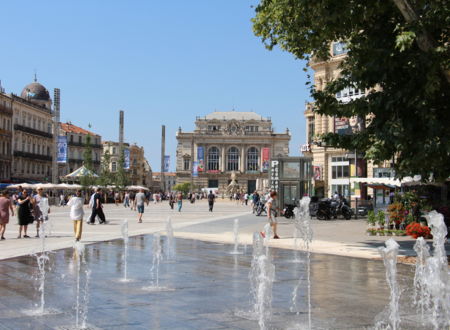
[290,197,313,329]
[376,238,401,330]
[36,221,49,314]
[165,217,176,260]
[73,242,91,329]
[249,232,275,330]
[412,237,430,324]
[151,233,162,287]
[415,211,450,329]
[230,219,242,255]
[121,219,129,282]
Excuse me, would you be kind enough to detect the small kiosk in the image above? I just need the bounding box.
[269,156,313,209]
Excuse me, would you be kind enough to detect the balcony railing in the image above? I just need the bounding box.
[68,158,101,165]
[14,124,53,139]
[14,151,52,161]
[68,141,103,149]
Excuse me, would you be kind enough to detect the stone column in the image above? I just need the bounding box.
[221,144,226,172]
[240,145,246,173]
[259,146,264,172]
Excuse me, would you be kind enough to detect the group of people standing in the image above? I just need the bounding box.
[0,186,51,240]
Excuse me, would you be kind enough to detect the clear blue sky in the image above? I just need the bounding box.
[0,0,310,171]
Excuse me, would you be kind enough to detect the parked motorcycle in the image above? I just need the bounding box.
[283,202,296,219]
[335,199,353,220]
[316,199,333,220]
[316,198,353,220]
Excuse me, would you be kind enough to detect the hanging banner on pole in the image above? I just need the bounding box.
[262,148,270,172]
[197,146,204,172]
[124,148,130,169]
[192,161,198,177]
[57,136,67,163]
[164,155,170,172]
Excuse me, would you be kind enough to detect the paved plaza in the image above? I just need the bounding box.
[0,200,445,260]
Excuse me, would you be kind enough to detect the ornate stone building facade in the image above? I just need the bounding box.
[10,80,54,182]
[59,122,102,176]
[129,144,152,186]
[102,141,152,187]
[303,42,393,201]
[176,111,290,193]
[0,89,13,181]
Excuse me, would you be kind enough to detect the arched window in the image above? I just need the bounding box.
[207,147,220,171]
[247,147,259,171]
[227,147,239,171]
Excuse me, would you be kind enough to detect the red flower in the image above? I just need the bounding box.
[405,222,431,239]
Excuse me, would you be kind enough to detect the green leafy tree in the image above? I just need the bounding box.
[115,149,129,190]
[173,182,191,196]
[80,133,96,189]
[98,150,114,187]
[253,0,450,181]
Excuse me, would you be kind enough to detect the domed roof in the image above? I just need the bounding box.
[21,82,50,101]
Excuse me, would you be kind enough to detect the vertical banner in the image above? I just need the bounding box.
[262,147,270,172]
[313,165,322,181]
[197,146,204,172]
[164,155,170,172]
[57,136,67,163]
[192,161,198,177]
[124,148,130,169]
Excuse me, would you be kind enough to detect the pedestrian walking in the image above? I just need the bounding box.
[114,192,120,206]
[129,191,136,210]
[67,190,84,241]
[17,190,33,238]
[89,188,107,224]
[177,192,183,212]
[207,190,215,212]
[59,193,65,207]
[169,193,175,210]
[261,191,280,239]
[33,186,50,238]
[0,190,14,240]
[244,192,249,206]
[123,192,130,208]
[135,189,147,223]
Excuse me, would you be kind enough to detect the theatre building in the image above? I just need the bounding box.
[176,111,290,193]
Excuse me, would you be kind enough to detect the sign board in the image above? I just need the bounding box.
[164,155,170,172]
[270,160,280,192]
[313,165,322,181]
[124,148,130,169]
[57,136,67,163]
[197,147,204,172]
[262,148,270,172]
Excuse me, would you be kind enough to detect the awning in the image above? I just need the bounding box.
[350,177,402,187]
[366,183,397,190]
[64,166,99,178]
[126,185,149,191]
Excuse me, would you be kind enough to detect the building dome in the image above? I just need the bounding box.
[21,82,50,101]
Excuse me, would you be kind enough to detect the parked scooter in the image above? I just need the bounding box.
[283,200,297,219]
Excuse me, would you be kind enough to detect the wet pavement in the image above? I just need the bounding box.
[0,236,431,329]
